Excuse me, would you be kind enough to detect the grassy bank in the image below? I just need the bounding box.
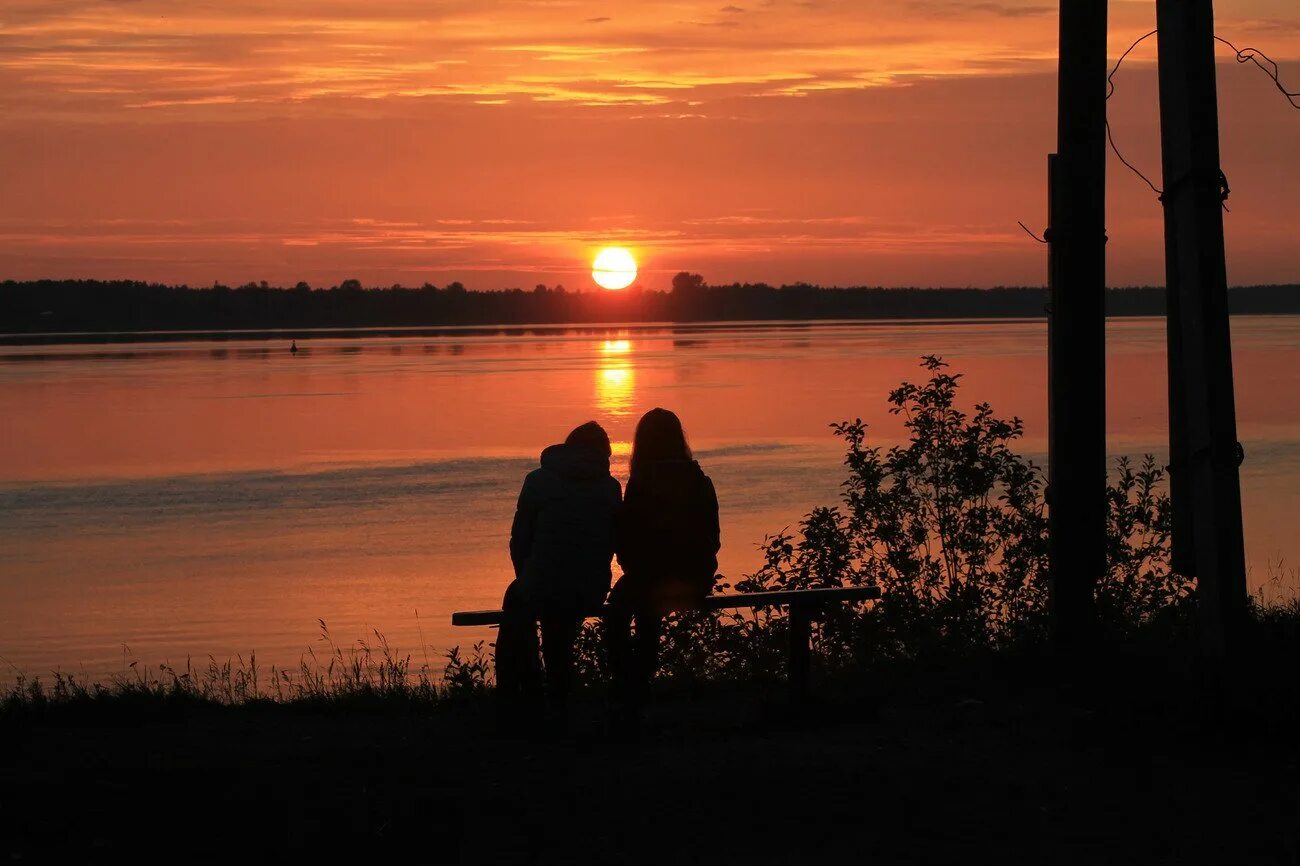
[4,618,1298,864]
[4,563,1296,863]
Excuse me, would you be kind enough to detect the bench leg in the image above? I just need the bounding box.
[788,602,812,701]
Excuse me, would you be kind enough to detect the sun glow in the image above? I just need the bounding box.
[602,338,631,354]
[595,336,634,415]
[592,247,637,290]
[597,364,634,415]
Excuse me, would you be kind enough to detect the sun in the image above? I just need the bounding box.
[592,247,637,290]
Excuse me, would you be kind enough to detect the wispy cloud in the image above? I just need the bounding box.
[0,0,1143,121]
[0,0,1297,288]
[908,1,1052,19]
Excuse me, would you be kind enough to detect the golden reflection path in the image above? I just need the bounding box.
[597,337,634,417]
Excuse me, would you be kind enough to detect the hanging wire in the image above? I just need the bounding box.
[1214,36,1300,109]
[1106,118,1163,196]
[1108,29,1158,99]
[1021,29,1296,241]
[1015,31,1162,244]
[1017,220,1048,244]
[1106,30,1300,202]
[1106,30,1163,197]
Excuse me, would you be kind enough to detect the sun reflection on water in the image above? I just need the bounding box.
[596,338,635,416]
[602,339,631,354]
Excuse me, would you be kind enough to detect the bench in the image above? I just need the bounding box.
[452,585,881,696]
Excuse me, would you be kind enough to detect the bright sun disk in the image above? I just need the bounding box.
[592,247,637,290]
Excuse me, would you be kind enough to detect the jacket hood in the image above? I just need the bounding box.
[539,442,611,480]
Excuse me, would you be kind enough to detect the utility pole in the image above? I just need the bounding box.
[1047,0,1109,657]
[1156,0,1248,657]
[1163,182,1197,578]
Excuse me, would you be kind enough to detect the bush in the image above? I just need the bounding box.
[581,355,1194,681]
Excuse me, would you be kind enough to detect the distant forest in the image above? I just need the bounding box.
[2,275,1298,336]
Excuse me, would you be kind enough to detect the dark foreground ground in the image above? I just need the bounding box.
[4,658,1298,865]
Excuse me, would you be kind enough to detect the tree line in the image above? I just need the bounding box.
[1,275,1297,335]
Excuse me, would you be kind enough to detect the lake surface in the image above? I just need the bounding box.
[2,317,1297,679]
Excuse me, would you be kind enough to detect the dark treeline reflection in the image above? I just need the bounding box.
[3,275,1298,335]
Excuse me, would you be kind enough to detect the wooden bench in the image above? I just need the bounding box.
[452,585,881,696]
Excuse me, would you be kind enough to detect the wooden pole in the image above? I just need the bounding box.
[1047,0,1108,656]
[1163,179,1197,578]
[1160,27,1195,577]
[1156,0,1248,657]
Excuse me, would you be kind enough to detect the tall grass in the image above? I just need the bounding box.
[3,620,492,717]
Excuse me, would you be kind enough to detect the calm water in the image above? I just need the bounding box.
[2,317,1297,678]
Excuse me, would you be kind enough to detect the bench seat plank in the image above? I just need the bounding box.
[451,585,880,627]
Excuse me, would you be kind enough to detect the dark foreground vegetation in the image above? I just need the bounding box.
[4,628,1298,864]
[4,360,1298,863]
[2,276,1299,338]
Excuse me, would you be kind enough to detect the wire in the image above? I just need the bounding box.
[1213,36,1300,109]
[1108,29,1158,100]
[1019,30,1162,243]
[1027,30,1295,239]
[1106,119,1163,195]
[1017,220,1048,243]
[1107,30,1163,196]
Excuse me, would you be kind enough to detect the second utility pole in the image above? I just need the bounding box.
[1048,0,1109,657]
[1156,0,1248,658]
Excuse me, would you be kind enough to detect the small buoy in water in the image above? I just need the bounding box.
[290,340,299,354]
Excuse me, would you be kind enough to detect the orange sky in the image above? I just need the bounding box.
[1,0,1297,289]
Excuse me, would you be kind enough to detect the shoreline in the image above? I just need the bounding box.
[4,282,1297,346]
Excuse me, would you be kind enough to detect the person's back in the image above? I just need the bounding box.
[511,441,621,611]
[499,422,621,708]
[606,408,720,725]
[616,456,719,606]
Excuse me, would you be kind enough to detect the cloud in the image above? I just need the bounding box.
[908,0,1052,18]
[1237,17,1300,34]
[0,0,1297,289]
[0,0,1118,122]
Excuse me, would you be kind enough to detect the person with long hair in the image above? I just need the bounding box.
[498,421,621,711]
[606,408,720,717]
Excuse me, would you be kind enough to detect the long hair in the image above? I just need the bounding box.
[629,408,692,479]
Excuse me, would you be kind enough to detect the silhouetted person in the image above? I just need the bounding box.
[289,340,298,354]
[606,408,720,721]
[497,422,621,713]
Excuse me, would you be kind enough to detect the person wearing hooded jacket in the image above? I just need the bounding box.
[497,421,621,708]
[606,408,720,715]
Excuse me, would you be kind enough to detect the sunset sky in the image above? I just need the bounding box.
[1,0,1297,289]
